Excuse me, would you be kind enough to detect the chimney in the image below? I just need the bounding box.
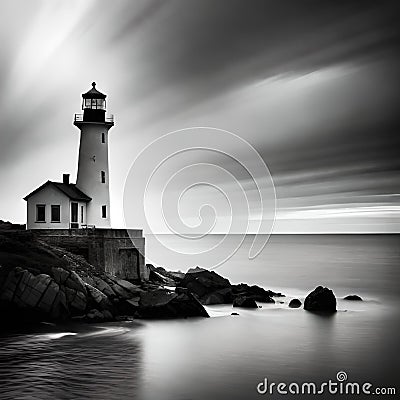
[63,174,70,184]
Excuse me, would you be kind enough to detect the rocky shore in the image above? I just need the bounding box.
[0,224,355,327]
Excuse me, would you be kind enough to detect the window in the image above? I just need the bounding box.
[102,132,105,143]
[101,170,106,183]
[102,205,107,218]
[36,205,46,222]
[51,205,60,222]
[81,205,84,223]
[84,98,105,110]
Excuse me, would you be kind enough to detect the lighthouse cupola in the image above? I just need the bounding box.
[82,82,107,123]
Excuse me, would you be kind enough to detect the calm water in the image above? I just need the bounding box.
[1,235,399,399]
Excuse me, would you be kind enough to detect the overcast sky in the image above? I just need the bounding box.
[1,0,399,232]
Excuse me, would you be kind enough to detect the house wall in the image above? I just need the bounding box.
[26,186,71,229]
[26,186,88,230]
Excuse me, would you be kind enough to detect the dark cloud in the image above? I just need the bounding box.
[114,0,400,95]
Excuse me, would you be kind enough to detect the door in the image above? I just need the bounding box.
[119,248,140,280]
[71,202,78,228]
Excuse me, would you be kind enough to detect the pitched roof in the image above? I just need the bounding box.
[23,181,91,202]
[82,82,106,99]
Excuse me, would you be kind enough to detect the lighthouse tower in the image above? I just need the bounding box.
[74,82,114,228]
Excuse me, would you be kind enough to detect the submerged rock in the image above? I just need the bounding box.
[304,286,336,313]
[343,294,363,301]
[288,299,302,308]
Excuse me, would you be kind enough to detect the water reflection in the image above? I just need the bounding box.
[0,323,142,400]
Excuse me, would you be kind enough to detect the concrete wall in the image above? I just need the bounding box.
[32,228,149,281]
[26,186,88,230]
[76,122,112,228]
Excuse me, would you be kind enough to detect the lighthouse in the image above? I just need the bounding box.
[74,82,114,228]
[23,82,148,280]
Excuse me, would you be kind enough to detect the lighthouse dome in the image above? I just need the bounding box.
[82,82,107,99]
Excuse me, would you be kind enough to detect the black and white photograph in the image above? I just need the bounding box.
[0,1,399,399]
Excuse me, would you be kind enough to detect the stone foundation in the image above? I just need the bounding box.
[30,228,148,281]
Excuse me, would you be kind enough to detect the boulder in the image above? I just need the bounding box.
[86,309,108,322]
[65,287,87,312]
[343,294,363,301]
[115,279,143,294]
[288,299,302,308]
[233,296,258,308]
[180,270,231,299]
[52,267,70,286]
[0,267,26,302]
[64,271,86,294]
[232,283,275,303]
[140,289,178,308]
[304,286,336,313]
[111,283,135,300]
[137,289,209,319]
[85,283,113,311]
[36,280,59,314]
[94,277,116,298]
[126,297,140,308]
[203,287,233,305]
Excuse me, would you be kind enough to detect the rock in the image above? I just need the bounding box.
[94,277,116,298]
[137,289,209,319]
[232,283,275,303]
[203,287,233,305]
[115,279,143,294]
[64,271,86,294]
[343,294,363,301]
[180,270,231,299]
[86,309,105,322]
[126,297,140,307]
[36,280,59,314]
[233,296,258,308]
[289,299,302,308]
[52,267,70,285]
[102,310,114,320]
[85,283,113,311]
[85,309,114,322]
[0,267,67,320]
[0,267,26,302]
[81,275,96,287]
[147,264,184,283]
[111,283,135,300]
[304,286,336,313]
[51,289,69,319]
[140,290,178,308]
[168,271,185,280]
[187,266,207,274]
[65,287,87,312]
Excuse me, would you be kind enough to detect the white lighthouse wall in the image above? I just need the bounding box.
[26,186,70,229]
[76,123,111,228]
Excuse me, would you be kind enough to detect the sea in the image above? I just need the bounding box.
[0,234,399,399]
